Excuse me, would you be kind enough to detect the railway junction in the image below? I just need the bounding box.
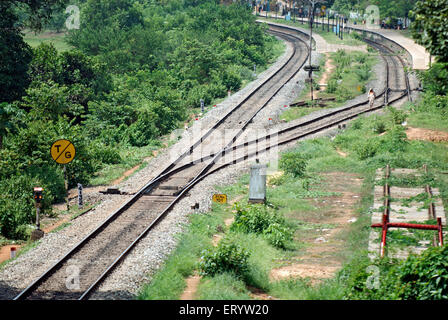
[0,2,446,302]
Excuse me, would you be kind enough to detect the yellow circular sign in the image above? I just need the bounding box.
[51,139,76,164]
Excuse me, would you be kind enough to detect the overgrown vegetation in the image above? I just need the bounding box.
[338,245,448,300]
[0,0,282,239]
[230,203,294,249]
[325,49,377,101]
[280,49,378,123]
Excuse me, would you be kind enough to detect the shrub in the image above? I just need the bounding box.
[354,53,367,64]
[327,79,338,93]
[418,62,448,96]
[354,138,379,160]
[355,65,370,82]
[263,222,293,249]
[198,239,250,278]
[382,126,408,153]
[231,203,293,248]
[221,66,242,91]
[279,151,308,178]
[0,174,54,239]
[126,109,160,147]
[386,106,407,125]
[395,245,448,300]
[340,245,448,300]
[372,119,387,134]
[90,143,122,164]
[414,93,448,118]
[351,118,364,130]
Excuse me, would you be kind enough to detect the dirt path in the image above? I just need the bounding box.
[406,127,448,142]
[318,53,335,91]
[310,53,335,100]
[180,274,201,300]
[270,172,363,284]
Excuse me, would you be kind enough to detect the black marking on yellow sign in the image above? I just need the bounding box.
[51,139,76,164]
[212,194,227,204]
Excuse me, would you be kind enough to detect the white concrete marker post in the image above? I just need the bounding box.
[249,159,267,204]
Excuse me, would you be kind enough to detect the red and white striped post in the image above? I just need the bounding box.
[10,247,16,259]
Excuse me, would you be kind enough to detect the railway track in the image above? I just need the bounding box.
[12,23,413,300]
[168,29,412,170]
[371,165,444,257]
[12,28,311,300]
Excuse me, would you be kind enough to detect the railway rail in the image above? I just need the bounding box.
[372,165,444,258]
[12,23,412,300]
[12,27,311,300]
[166,29,412,170]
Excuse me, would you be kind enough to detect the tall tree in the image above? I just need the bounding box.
[0,0,67,103]
[411,0,448,63]
[0,5,32,102]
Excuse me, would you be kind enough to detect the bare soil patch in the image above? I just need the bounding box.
[270,172,363,284]
[406,127,448,142]
[336,147,348,158]
[318,53,335,90]
[180,275,201,300]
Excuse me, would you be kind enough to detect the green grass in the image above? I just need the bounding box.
[281,107,325,122]
[407,112,448,132]
[136,24,447,300]
[197,272,252,300]
[138,105,448,299]
[23,30,73,52]
[137,203,230,300]
[281,48,378,123]
[89,143,161,186]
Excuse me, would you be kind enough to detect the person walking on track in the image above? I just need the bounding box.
[368,88,376,109]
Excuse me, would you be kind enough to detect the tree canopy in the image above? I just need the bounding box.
[332,0,416,18]
[411,0,448,63]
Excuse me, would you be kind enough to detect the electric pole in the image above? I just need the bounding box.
[307,0,325,102]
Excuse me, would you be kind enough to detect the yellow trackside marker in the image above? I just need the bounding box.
[51,139,76,164]
[212,194,227,204]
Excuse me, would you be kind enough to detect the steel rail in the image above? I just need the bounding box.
[13,28,310,300]
[78,29,311,300]
[81,36,411,298]
[363,38,411,102]
[14,24,411,300]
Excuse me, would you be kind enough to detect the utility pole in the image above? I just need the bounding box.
[306,0,325,102]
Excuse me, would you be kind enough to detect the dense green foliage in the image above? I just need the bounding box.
[279,151,308,178]
[230,203,293,249]
[199,239,250,278]
[332,0,416,19]
[0,0,279,239]
[340,245,448,300]
[0,5,33,103]
[411,0,448,63]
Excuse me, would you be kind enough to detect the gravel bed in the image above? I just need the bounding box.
[0,31,411,300]
[91,38,388,299]
[0,194,132,299]
[0,33,298,300]
[118,36,295,195]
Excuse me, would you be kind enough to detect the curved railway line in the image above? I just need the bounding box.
[12,23,413,300]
